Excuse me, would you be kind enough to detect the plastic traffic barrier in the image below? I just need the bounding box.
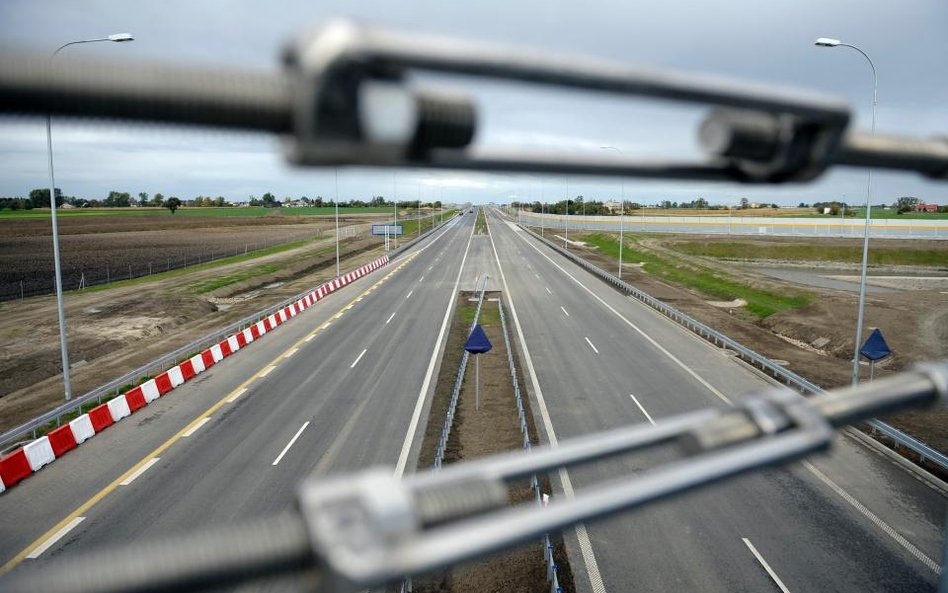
[219,339,232,357]
[179,360,196,381]
[168,366,185,388]
[125,387,147,412]
[201,349,216,369]
[190,354,206,375]
[23,437,55,471]
[69,414,95,444]
[141,379,161,403]
[88,404,114,432]
[0,448,31,487]
[107,396,131,422]
[235,332,247,348]
[210,344,224,363]
[47,424,78,457]
[154,372,173,395]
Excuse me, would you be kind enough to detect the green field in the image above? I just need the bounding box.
[580,233,812,318]
[0,206,395,219]
[668,240,948,267]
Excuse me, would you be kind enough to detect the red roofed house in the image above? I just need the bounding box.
[914,203,938,212]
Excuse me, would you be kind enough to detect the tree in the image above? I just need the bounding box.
[895,196,921,213]
[29,188,64,208]
[261,192,278,208]
[104,191,132,207]
[138,192,149,206]
[739,197,750,209]
[214,196,226,207]
[151,192,165,207]
[166,197,182,214]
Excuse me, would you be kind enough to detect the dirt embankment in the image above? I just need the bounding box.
[414,294,574,593]
[563,232,948,461]
[0,230,385,432]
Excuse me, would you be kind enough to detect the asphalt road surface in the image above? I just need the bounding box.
[486,208,944,593]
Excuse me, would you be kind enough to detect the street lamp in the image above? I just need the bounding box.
[601,146,625,279]
[815,37,877,387]
[48,33,134,401]
[334,167,340,277]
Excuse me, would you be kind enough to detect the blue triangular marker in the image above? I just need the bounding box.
[859,328,891,361]
[464,324,493,354]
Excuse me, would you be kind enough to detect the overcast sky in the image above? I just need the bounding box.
[2,0,946,206]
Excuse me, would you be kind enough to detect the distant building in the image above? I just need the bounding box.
[603,200,622,213]
[915,203,938,212]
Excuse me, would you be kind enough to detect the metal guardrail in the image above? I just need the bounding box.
[516,219,948,473]
[0,215,458,452]
[432,274,488,469]
[499,299,563,593]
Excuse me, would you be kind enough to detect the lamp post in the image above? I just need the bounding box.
[334,167,340,276]
[48,33,133,402]
[564,178,570,249]
[601,146,625,279]
[815,37,878,386]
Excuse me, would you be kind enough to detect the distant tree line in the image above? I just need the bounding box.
[1,189,444,213]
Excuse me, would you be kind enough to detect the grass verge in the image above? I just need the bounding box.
[581,233,812,318]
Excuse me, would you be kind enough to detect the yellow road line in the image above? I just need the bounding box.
[0,254,417,575]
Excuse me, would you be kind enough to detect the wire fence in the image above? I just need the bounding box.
[519,222,948,474]
[0,228,352,302]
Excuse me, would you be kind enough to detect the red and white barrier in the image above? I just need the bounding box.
[0,255,391,493]
[24,437,55,471]
[69,415,95,444]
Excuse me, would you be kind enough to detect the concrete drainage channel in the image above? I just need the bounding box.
[411,283,574,593]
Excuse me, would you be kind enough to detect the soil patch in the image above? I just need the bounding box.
[0,214,387,300]
[414,293,574,593]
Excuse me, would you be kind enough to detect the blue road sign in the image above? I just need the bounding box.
[464,324,493,354]
[859,328,891,361]
[372,224,403,236]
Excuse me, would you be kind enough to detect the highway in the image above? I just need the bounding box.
[486,208,944,592]
[0,212,480,580]
[0,205,944,593]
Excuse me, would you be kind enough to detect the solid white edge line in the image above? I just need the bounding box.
[386,312,397,324]
[272,421,310,466]
[259,365,276,377]
[350,348,368,368]
[560,306,570,317]
[516,225,731,405]
[119,457,161,486]
[629,394,656,425]
[26,517,85,559]
[584,337,599,354]
[226,387,247,403]
[485,211,608,593]
[802,461,941,574]
[181,418,211,438]
[394,218,477,477]
[742,537,792,593]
